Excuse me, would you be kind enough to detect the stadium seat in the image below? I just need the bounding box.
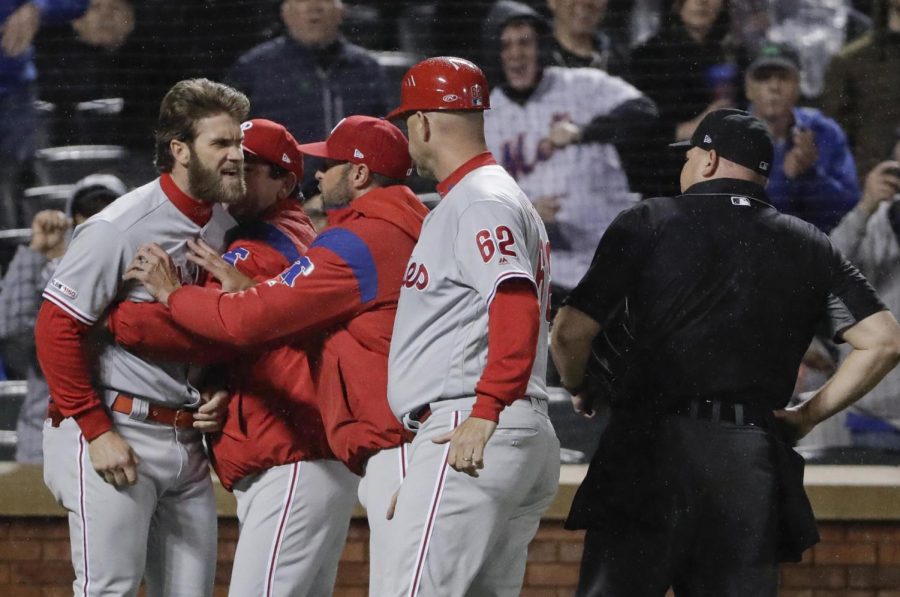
[19,184,74,228]
[33,145,130,187]
[397,3,437,57]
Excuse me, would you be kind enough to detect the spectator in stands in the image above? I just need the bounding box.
[627,0,744,197]
[0,173,123,463]
[830,135,900,449]
[1,0,88,229]
[482,1,656,299]
[822,0,900,179]
[36,0,143,149]
[226,0,388,193]
[745,42,859,232]
[546,0,626,74]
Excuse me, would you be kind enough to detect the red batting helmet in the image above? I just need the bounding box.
[386,56,491,121]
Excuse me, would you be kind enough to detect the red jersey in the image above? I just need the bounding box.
[109,199,332,490]
[118,186,428,475]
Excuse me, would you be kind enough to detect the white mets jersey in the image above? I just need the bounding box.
[387,158,551,419]
[484,66,641,289]
[42,175,235,409]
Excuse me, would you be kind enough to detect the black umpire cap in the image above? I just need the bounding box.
[670,109,774,177]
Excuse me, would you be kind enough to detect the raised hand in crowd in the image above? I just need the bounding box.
[859,161,900,215]
[29,209,72,260]
[186,238,254,292]
[533,194,565,224]
[783,128,819,179]
[1,1,40,57]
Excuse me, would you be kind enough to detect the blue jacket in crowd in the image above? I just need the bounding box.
[766,107,860,233]
[226,35,387,174]
[1,0,87,92]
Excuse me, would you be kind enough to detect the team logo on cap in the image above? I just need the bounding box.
[282,153,292,164]
[442,94,460,102]
[241,121,253,131]
[353,149,365,159]
[470,85,484,107]
[703,134,712,144]
[759,161,769,172]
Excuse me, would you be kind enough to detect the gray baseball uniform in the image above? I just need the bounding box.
[229,460,359,597]
[385,160,560,596]
[40,175,234,597]
[358,444,408,596]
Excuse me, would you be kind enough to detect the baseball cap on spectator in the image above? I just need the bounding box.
[747,43,801,77]
[298,115,412,181]
[670,109,774,176]
[67,173,128,220]
[241,119,304,180]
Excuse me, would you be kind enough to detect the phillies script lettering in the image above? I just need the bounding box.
[403,262,429,290]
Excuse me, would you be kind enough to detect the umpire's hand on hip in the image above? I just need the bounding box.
[433,416,497,477]
[88,430,141,487]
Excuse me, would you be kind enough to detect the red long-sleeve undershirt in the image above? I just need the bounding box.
[471,278,541,422]
[35,301,111,440]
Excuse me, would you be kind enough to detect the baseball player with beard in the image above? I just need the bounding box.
[35,78,247,597]
[384,56,560,597]
[120,115,428,597]
[106,118,360,597]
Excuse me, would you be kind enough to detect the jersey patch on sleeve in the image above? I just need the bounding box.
[310,228,378,302]
[222,246,250,266]
[278,256,315,287]
[49,278,78,299]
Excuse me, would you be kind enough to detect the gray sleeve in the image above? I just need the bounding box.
[454,201,536,305]
[41,219,132,325]
[0,246,49,340]
[829,206,872,267]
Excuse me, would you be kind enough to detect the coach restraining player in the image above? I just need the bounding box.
[551,109,900,596]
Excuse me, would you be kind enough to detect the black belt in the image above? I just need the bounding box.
[670,399,770,428]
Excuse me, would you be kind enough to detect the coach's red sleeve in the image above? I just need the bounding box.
[168,246,367,346]
[35,301,111,440]
[108,301,240,364]
[471,278,540,422]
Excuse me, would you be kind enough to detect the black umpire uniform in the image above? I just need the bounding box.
[555,110,890,596]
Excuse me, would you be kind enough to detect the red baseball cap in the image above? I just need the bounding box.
[298,115,412,181]
[241,119,304,180]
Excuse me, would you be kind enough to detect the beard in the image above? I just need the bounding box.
[321,165,354,209]
[187,152,245,205]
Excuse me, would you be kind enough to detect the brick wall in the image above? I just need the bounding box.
[3,518,900,595]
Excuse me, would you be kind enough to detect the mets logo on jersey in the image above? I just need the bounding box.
[278,256,315,287]
[403,261,429,291]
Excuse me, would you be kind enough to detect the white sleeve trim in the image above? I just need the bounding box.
[486,271,536,307]
[42,292,96,325]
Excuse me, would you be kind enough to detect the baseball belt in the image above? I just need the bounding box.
[111,394,197,429]
[48,396,198,429]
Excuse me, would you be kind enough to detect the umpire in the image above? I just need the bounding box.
[550,109,900,596]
